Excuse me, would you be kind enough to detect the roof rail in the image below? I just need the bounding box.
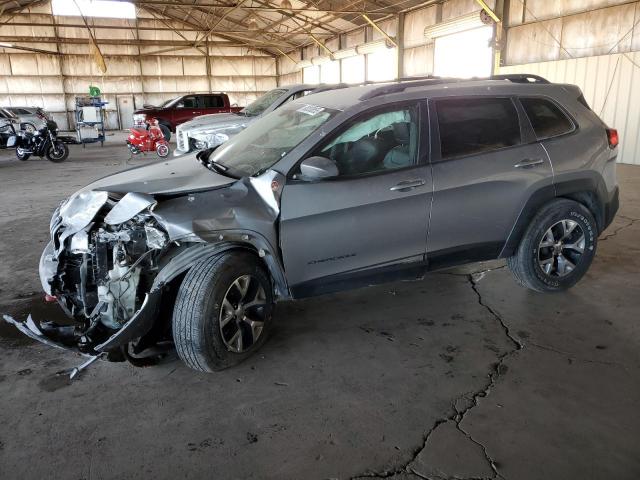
[359,76,464,100]
[311,83,350,94]
[358,73,551,101]
[490,74,550,84]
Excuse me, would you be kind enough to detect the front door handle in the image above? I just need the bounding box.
[514,158,544,168]
[390,179,426,192]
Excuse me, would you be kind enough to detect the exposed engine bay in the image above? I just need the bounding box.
[4,155,286,375]
[39,190,170,356]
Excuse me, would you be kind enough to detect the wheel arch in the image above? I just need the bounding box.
[501,175,607,258]
[151,240,290,301]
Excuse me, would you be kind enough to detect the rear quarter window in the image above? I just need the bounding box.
[203,95,224,108]
[435,97,521,159]
[520,97,574,140]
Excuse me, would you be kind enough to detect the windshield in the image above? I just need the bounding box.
[160,97,179,108]
[209,102,338,177]
[241,89,287,117]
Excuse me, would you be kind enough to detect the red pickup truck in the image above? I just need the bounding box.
[133,93,242,140]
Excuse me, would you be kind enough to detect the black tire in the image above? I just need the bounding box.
[172,251,274,372]
[507,199,597,292]
[46,142,68,162]
[159,124,171,142]
[16,148,30,161]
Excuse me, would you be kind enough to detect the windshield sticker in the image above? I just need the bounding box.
[297,104,325,116]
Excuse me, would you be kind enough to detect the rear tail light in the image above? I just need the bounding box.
[44,294,57,303]
[606,128,619,149]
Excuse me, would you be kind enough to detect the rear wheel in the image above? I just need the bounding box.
[159,124,171,141]
[507,199,597,292]
[16,147,30,161]
[46,142,68,162]
[172,251,274,372]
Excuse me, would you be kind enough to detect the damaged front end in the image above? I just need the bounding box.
[31,190,170,359]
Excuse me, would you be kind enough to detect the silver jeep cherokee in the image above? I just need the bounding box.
[6,75,619,373]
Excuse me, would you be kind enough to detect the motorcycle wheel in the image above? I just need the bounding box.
[156,143,170,158]
[16,148,31,161]
[46,142,69,163]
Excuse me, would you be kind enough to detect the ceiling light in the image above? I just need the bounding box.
[356,39,394,55]
[281,0,292,9]
[424,10,494,41]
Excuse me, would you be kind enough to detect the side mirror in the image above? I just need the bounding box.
[300,156,339,180]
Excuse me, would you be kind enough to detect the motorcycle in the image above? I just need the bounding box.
[126,118,170,158]
[10,119,70,163]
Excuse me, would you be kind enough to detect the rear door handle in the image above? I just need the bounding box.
[390,179,426,192]
[514,158,544,168]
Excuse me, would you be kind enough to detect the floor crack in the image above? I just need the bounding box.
[350,273,522,480]
[599,216,639,241]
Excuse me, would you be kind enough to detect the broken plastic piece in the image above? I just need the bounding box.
[63,355,102,380]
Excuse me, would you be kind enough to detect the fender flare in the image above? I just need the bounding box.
[151,237,290,300]
[500,173,608,258]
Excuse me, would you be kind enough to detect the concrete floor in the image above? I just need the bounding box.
[0,140,639,480]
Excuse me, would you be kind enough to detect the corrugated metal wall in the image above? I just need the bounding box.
[0,2,277,130]
[500,52,640,165]
[502,0,640,165]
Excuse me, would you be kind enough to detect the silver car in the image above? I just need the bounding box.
[3,106,48,132]
[5,75,619,374]
[175,84,319,154]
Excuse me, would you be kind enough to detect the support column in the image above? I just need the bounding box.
[397,12,405,79]
[51,9,71,130]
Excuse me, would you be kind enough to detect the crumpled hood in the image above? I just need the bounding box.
[181,112,248,132]
[84,152,235,195]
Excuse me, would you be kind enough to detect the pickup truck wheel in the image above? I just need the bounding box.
[172,251,274,372]
[507,199,597,292]
[159,124,171,141]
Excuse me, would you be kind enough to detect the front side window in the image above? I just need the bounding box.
[520,97,574,139]
[313,107,419,177]
[179,96,198,109]
[241,89,287,117]
[436,97,521,159]
[208,102,338,177]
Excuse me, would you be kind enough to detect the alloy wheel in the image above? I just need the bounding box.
[219,274,269,353]
[537,219,586,277]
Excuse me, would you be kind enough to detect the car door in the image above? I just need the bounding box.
[280,102,432,296]
[173,95,202,125]
[201,94,225,114]
[427,96,553,268]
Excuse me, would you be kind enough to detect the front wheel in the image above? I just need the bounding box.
[172,251,274,372]
[156,142,170,157]
[507,199,597,292]
[16,148,31,161]
[46,142,69,162]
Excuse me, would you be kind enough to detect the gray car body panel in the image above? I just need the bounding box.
[175,84,318,154]
[3,106,47,130]
[6,77,619,358]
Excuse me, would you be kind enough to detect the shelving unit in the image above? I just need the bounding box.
[75,96,107,147]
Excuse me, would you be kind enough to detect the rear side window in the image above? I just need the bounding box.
[435,97,521,159]
[520,97,574,139]
[203,95,224,108]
